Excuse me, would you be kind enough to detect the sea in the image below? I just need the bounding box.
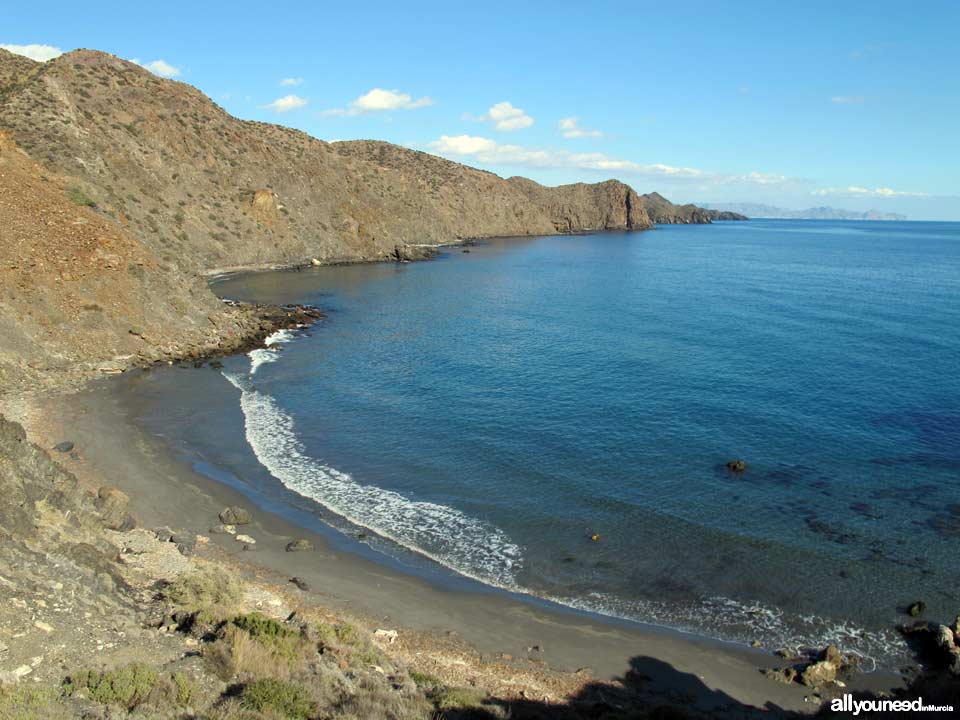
[123,219,960,669]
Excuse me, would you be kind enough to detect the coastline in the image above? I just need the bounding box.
[4,373,901,714]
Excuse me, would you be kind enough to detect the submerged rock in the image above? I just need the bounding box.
[219,506,252,525]
[908,600,927,617]
[53,440,75,453]
[726,459,747,472]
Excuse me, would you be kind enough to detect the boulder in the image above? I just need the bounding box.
[800,660,836,688]
[95,486,136,530]
[219,506,252,525]
[762,667,798,685]
[726,459,747,472]
[908,600,927,617]
[53,440,75,453]
[285,538,314,552]
[935,624,960,674]
[820,644,842,667]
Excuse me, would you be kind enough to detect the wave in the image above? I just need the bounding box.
[223,346,523,589]
[542,591,904,670]
[249,328,298,375]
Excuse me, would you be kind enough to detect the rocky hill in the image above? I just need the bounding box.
[0,130,320,393]
[0,48,724,278]
[0,46,736,391]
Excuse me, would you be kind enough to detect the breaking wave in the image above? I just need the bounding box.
[223,343,523,589]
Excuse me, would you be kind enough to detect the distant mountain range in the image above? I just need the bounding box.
[700,202,906,221]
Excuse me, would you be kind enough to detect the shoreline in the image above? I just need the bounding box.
[5,372,902,714]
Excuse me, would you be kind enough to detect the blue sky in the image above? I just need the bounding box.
[4,0,959,219]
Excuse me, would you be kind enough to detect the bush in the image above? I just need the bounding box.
[163,564,243,617]
[0,686,59,720]
[240,678,316,720]
[231,613,298,643]
[204,623,312,682]
[65,184,96,207]
[64,662,195,711]
[429,685,486,711]
[65,663,159,708]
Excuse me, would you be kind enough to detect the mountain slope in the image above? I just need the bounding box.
[0,130,316,392]
[0,48,724,277]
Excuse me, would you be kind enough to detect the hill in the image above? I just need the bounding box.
[0,46,740,390]
[702,202,906,221]
[0,48,731,279]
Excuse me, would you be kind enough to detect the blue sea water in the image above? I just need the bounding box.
[145,220,960,666]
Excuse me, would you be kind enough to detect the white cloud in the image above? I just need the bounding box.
[558,117,602,139]
[812,186,928,198]
[131,58,181,77]
[467,101,534,132]
[322,88,433,117]
[831,96,865,104]
[280,77,303,86]
[262,94,308,112]
[426,134,792,187]
[0,43,63,61]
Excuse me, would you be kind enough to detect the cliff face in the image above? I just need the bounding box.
[0,48,715,277]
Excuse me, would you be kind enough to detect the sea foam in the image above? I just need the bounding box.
[248,328,297,375]
[224,349,523,589]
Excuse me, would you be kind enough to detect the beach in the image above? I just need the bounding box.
[3,369,903,715]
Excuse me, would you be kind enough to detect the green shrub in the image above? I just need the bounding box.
[65,184,95,207]
[64,663,195,710]
[0,686,59,720]
[65,663,159,708]
[409,670,441,687]
[429,686,486,710]
[162,565,243,617]
[240,678,316,720]
[231,612,297,642]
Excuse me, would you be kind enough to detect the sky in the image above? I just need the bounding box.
[4,0,959,219]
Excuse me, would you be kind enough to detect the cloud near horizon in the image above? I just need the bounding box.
[280,77,303,86]
[812,186,928,198]
[322,88,433,117]
[558,117,602,138]
[263,94,308,112]
[426,134,793,187]
[0,43,63,61]
[465,101,534,131]
[831,95,865,104]
[131,58,181,77]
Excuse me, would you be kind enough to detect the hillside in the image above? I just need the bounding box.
[0,48,729,277]
[0,129,322,393]
[0,46,737,389]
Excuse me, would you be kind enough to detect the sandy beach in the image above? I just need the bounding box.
[2,374,904,716]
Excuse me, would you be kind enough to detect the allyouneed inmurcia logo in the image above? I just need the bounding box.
[831,695,954,715]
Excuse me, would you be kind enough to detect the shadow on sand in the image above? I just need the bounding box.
[439,652,960,719]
